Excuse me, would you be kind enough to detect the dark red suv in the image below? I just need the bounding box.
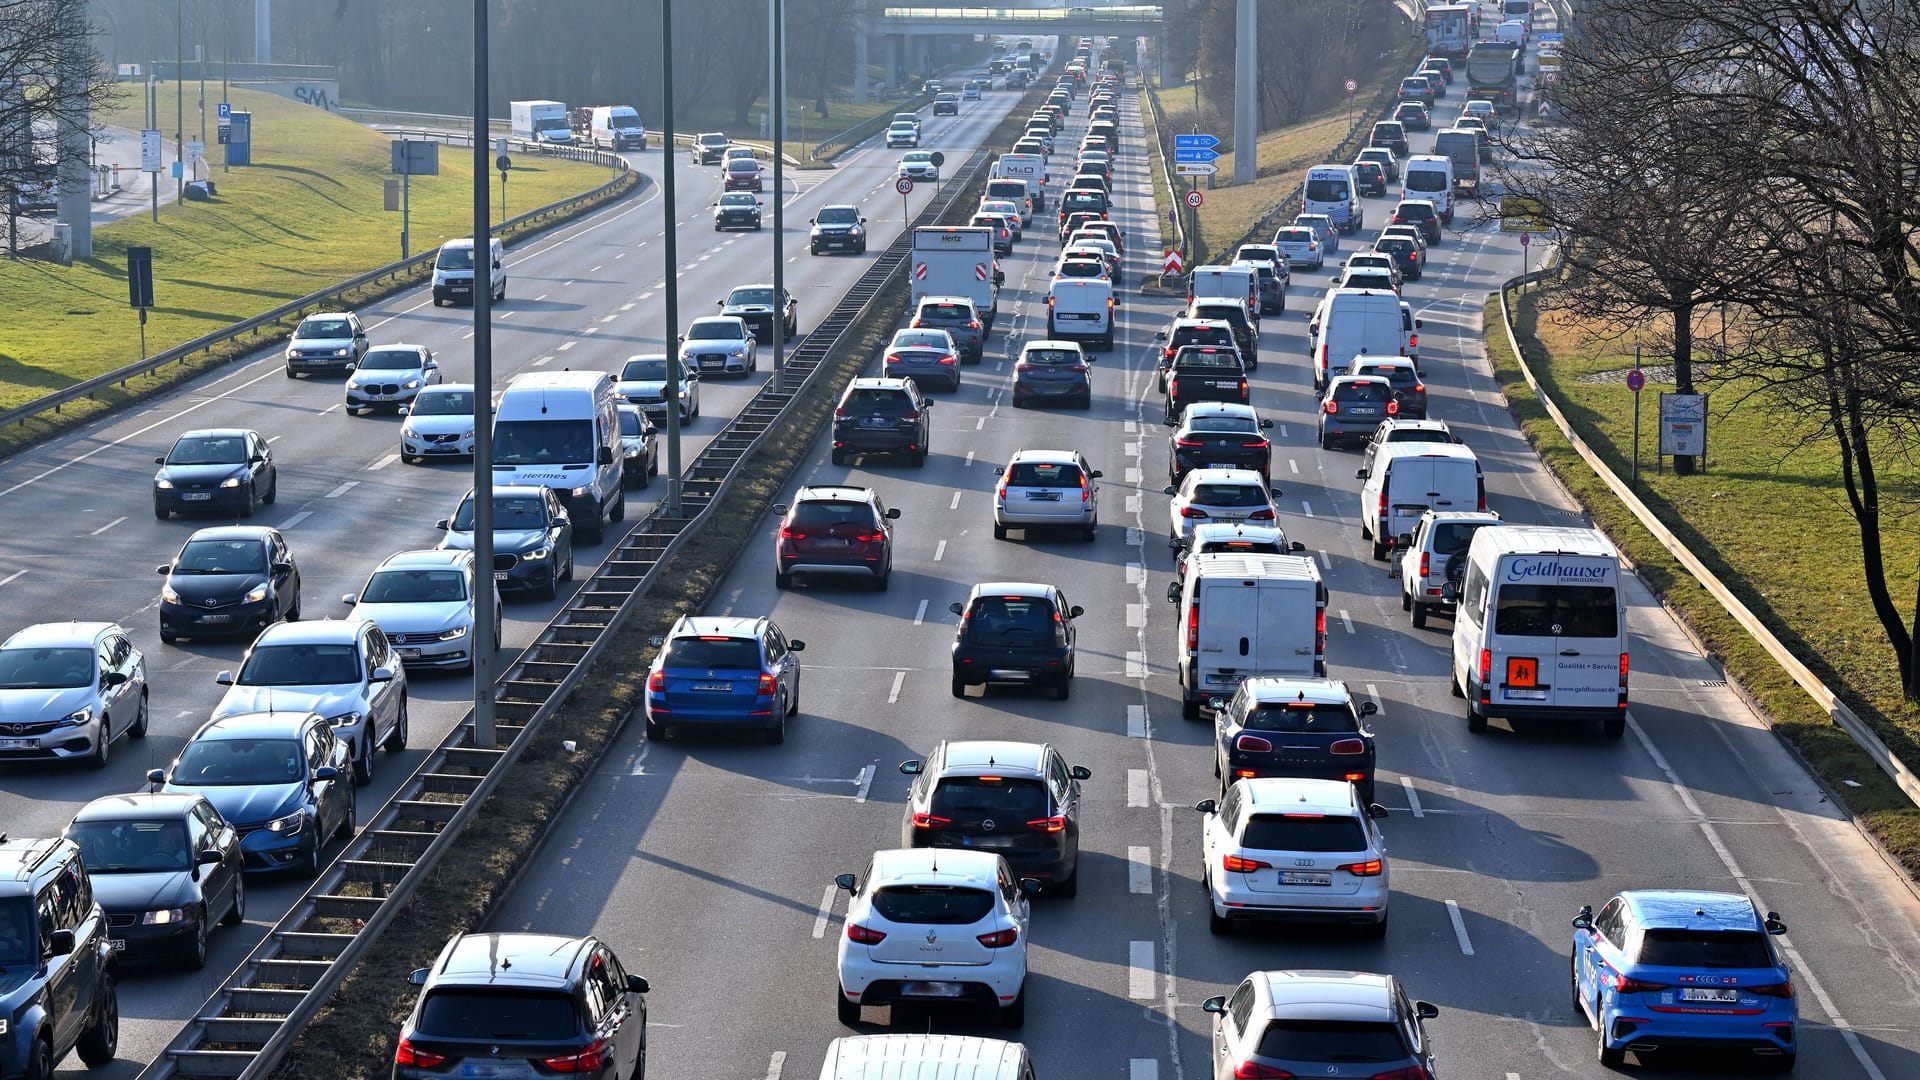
[773,485,900,591]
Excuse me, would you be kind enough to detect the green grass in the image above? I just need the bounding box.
[1487,292,1920,876]
[0,85,613,420]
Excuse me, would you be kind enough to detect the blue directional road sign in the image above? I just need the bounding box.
[1174,133,1219,150]
[1174,148,1219,163]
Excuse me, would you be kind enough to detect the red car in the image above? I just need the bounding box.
[724,157,763,192]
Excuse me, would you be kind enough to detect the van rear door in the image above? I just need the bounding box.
[1488,557,1623,710]
[1254,579,1319,676]
[1193,577,1263,693]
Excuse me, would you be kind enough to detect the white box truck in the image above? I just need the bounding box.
[911,226,1005,328]
[991,153,1047,210]
[510,100,574,144]
[1168,552,1327,719]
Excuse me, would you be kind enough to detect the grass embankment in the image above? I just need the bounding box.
[265,81,1054,1080]
[1487,292,1920,874]
[0,85,623,455]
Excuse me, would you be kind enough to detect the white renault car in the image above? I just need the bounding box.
[342,549,498,673]
[834,848,1036,1028]
[1194,777,1391,937]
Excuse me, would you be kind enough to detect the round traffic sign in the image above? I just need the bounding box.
[929,151,947,168]
[895,176,914,195]
[495,154,511,172]
[1185,189,1204,209]
[1519,232,1531,247]
[1344,78,1358,95]
[1625,368,1646,393]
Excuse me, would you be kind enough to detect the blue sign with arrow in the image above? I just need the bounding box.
[1174,134,1219,149]
[1174,148,1219,163]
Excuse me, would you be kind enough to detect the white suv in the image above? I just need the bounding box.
[994,449,1101,542]
[1194,777,1391,937]
[834,848,1036,1028]
[1394,510,1503,628]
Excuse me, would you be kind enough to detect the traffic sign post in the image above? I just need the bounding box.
[497,153,512,220]
[1174,162,1217,177]
[1173,133,1219,149]
[1345,77,1358,126]
[896,174,913,228]
[1630,346,1643,485]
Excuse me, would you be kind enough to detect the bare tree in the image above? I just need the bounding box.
[0,0,117,251]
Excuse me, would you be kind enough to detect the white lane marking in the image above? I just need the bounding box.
[1126,527,1143,547]
[1339,609,1355,634]
[558,341,577,351]
[1301,500,1314,517]
[89,516,127,536]
[811,886,836,939]
[532,356,555,367]
[1128,941,1156,999]
[913,599,928,626]
[1127,704,1147,738]
[1124,441,1140,457]
[279,510,313,530]
[535,293,549,301]
[1289,459,1300,474]
[1128,846,1153,894]
[1124,420,1138,435]
[854,764,875,803]
[324,481,359,498]
[366,453,400,471]
[1126,651,1147,679]
[1126,562,1145,585]
[1128,769,1149,808]
[765,1051,787,1080]
[499,311,516,319]
[317,403,341,415]
[0,569,26,588]
[949,491,962,510]
[887,671,905,704]
[1125,466,1142,484]
[1131,1061,1159,1080]
[600,314,619,323]
[620,303,635,311]
[933,539,947,561]
[1626,714,1886,1079]
[1126,603,1145,628]
[581,327,599,336]
[975,416,985,430]
[964,450,976,468]
[1126,494,1141,514]
[1445,900,1474,955]
[1317,548,1331,569]
[1400,776,1425,818]
[1365,684,1381,714]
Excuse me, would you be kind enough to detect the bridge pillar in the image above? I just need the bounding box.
[854,19,870,104]
[886,34,903,93]
[1233,0,1257,185]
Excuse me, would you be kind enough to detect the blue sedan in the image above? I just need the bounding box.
[1571,890,1797,1071]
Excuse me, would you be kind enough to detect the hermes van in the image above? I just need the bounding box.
[491,370,626,542]
[1447,526,1629,738]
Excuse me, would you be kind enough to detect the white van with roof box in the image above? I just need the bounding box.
[1046,277,1115,349]
[1189,264,1261,324]
[819,1034,1036,1080]
[1311,288,1411,391]
[1303,164,1363,234]
[432,237,506,306]
[491,370,626,542]
[1448,526,1629,738]
[1402,155,1455,223]
[1355,442,1485,561]
[1169,553,1327,719]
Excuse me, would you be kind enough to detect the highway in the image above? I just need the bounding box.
[0,58,1046,1079]
[477,37,1920,1080]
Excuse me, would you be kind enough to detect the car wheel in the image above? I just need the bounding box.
[239,484,256,517]
[90,718,111,769]
[611,486,627,523]
[810,244,820,255]
[951,676,967,699]
[285,367,297,378]
[160,627,178,645]
[302,836,323,877]
[766,714,786,745]
[831,449,847,466]
[1412,602,1429,629]
[385,697,409,751]
[1182,695,1201,721]
[352,736,375,786]
[1208,909,1232,935]
[1570,952,1585,1015]
[912,449,927,468]
[1082,521,1097,542]
[775,569,793,590]
[1371,538,1388,561]
[562,549,576,583]
[286,594,301,622]
[182,908,209,970]
[1466,700,1488,735]
[1597,1025,1625,1069]
[837,986,861,1026]
[1000,985,1026,1029]
[857,242,867,254]
[224,874,246,926]
[1602,712,1626,740]
[154,498,169,520]
[1401,591,1413,613]
[263,476,277,504]
[871,570,889,592]
[1321,434,1334,450]
[1362,913,1389,940]
[130,692,149,738]
[1056,674,1072,700]
[75,975,118,1067]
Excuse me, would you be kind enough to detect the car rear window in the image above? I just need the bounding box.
[1057,261,1104,278]
[1192,305,1247,326]
[1335,381,1391,403]
[1175,350,1241,371]
[921,303,972,322]
[1493,584,1619,638]
[846,388,913,412]
[1023,348,1083,366]
[1636,930,1773,969]
[871,885,996,925]
[930,776,1050,820]
[1007,461,1082,487]
[416,989,579,1040]
[663,636,760,668]
[1275,229,1317,245]
[964,597,1061,644]
[1242,703,1360,733]
[1357,364,1418,387]
[1257,1021,1407,1063]
[1192,483,1267,507]
[791,501,879,530]
[1239,814,1368,852]
[1189,416,1256,433]
[1172,327,1235,350]
[1430,522,1489,555]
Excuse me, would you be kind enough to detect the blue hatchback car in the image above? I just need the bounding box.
[644,616,805,744]
[1571,890,1796,1071]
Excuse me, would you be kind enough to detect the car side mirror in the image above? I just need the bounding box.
[1069,765,1092,780]
[1415,1001,1440,1020]
[1289,541,1306,552]
[155,455,166,465]
[1361,701,1379,717]
[146,768,166,788]
[1396,533,1414,548]
[1260,418,1274,429]
[994,271,1006,285]
[1368,803,1390,820]
[1765,913,1788,935]
[787,640,806,651]
[1193,798,1218,815]
[372,665,397,682]
[197,849,224,865]
[715,299,724,306]
[885,507,902,519]
[47,929,75,957]
[215,671,234,685]
[1571,904,1594,930]
[314,766,339,781]
[272,561,295,575]
[1416,370,1426,379]
[157,564,172,575]
[1068,605,1084,618]
[99,671,128,688]
[1166,582,1181,604]
[626,974,651,994]
[1154,331,1166,341]
[948,602,965,616]
[1018,877,1043,896]
[397,405,410,416]
[1355,468,1370,480]
[1162,485,1177,495]
[1414,318,1424,328]
[1207,695,1228,712]
[408,968,431,986]
[435,518,451,530]
[1089,470,1103,479]
[1201,995,1227,1015]
[1441,581,1459,601]
[835,873,858,894]
[899,759,924,775]
[599,445,615,465]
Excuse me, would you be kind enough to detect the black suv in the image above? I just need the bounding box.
[692,132,730,164]
[899,740,1092,897]
[948,582,1082,699]
[1390,200,1444,244]
[831,378,932,467]
[395,932,649,1080]
[809,204,868,255]
[1163,346,1249,423]
[0,835,119,1079]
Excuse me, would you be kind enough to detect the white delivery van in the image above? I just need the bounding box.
[1046,277,1115,350]
[1448,526,1629,738]
[1303,164,1364,234]
[1189,264,1261,324]
[1403,155,1455,224]
[1312,288,1409,391]
[1355,443,1485,560]
[431,237,506,306]
[992,153,1048,210]
[985,177,1035,224]
[491,370,626,543]
[820,1035,1036,1080]
[589,105,647,150]
[509,99,573,144]
[912,226,1004,327]
[1168,552,1327,719]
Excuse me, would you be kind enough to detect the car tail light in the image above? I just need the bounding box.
[1478,648,1493,691]
[1409,251,1419,262]
[855,531,884,543]
[1418,551,1430,578]
[1242,439,1269,449]
[846,923,889,944]
[834,407,850,419]
[1330,738,1366,755]
[1222,854,1270,873]
[1620,653,1630,688]
[1477,476,1487,511]
[1378,490,1388,523]
[1339,859,1384,877]
[1386,400,1400,415]
[647,670,665,693]
[1235,734,1273,752]
[543,1041,611,1073]
[884,353,902,366]
[395,1038,448,1068]
[899,410,920,421]
[779,525,806,540]
[1413,383,1425,394]
[939,354,956,365]
[1080,476,1092,503]
[1238,379,1249,397]
[1600,969,1667,995]
[1187,601,1200,650]
[910,318,923,328]
[1168,377,1178,396]
[757,672,777,695]
[977,927,1020,948]
[1176,437,1205,447]
[911,812,951,829]
[1316,608,1327,656]
[1248,507,1275,520]
[1750,980,1796,998]
[1325,400,1339,414]
[1180,505,1209,518]
[968,319,981,330]
[1232,1062,1296,1079]
[1027,815,1067,833]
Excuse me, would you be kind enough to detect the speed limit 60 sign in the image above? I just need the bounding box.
[1185,189,1204,209]
[1344,77,1358,95]
[895,176,914,194]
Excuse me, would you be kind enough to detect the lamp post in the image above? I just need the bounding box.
[661,0,683,516]
[770,0,786,392]
[176,0,185,200]
[470,0,497,749]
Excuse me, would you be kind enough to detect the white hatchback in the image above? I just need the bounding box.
[1194,777,1390,936]
[834,848,1035,1028]
[1164,467,1278,543]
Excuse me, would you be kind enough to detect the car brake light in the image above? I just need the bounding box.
[1238,379,1249,396]
[1316,608,1327,655]
[1168,377,1178,395]
[1478,647,1493,688]
[1248,507,1275,520]
[834,407,850,418]
[854,531,884,543]
[1413,383,1425,394]
[1242,439,1269,449]
[757,672,777,695]
[939,354,956,365]
[846,923,889,944]
[977,927,1020,947]
[395,1038,448,1068]
[1386,400,1400,415]
[1339,859,1383,877]
[899,410,920,421]
[910,318,923,328]
[1409,333,1419,349]
[1620,653,1630,688]
[1187,601,1200,650]
[647,670,665,693]
[1600,969,1667,995]
[1325,400,1339,414]
[1330,738,1366,755]
[1235,734,1273,752]
[1222,854,1270,872]
[1027,815,1067,833]
[543,1041,611,1073]
[1232,1062,1296,1079]
[779,526,805,540]
[1750,980,1795,998]
[1181,505,1209,518]
[1175,437,1205,447]
[911,812,951,829]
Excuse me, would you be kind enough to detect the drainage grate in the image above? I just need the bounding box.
[1700,680,1728,688]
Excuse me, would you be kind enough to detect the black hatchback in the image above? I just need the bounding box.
[899,739,1092,897]
[831,378,932,467]
[153,428,277,519]
[949,582,1081,699]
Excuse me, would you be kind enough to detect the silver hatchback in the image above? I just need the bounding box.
[994,449,1101,541]
[0,622,147,769]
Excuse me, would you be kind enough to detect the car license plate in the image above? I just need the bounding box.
[860,417,891,428]
[1026,491,1061,501]
[196,614,233,624]
[1280,871,1332,886]
[181,492,213,501]
[494,571,509,581]
[0,738,35,750]
[988,669,1031,680]
[456,1064,533,1080]
[107,938,127,952]
[399,648,422,660]
[961,834,1014,848]
[1058,312,1090,320]
[702,358,724,368]
[1505,687,1549,701]
[692,682,732,692]
[1679,987,1741,1003]
[902,981,965,998]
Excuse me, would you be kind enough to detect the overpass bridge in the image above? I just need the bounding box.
[855,5,1167,100]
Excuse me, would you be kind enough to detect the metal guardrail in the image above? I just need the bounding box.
[0,147,634,440]
[135,141,998,1080]
[337,107,511,132]
[1142,84,1187,279]
[880,5,1163,20]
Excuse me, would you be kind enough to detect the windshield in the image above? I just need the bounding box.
[871,885,996,925]
[618,411,646,438]
[0,646,93,689]
[452,494,548,531]
[362,569,467,604]
[361,349,421,371]
[167,435,246,465]
[67,819,190,874]
[492,419,593,465]
[295,319,351,339]
[728,288,775,306]
[411,389,474,416]
[622,358,669,382]
[173,538,267,575]
[817,207,858,224]
[534,117,567,132]
[720,195,757,207]
[172,737,305,786]
[686,322,742,341]
[236,643,361,686]
[1493,584,1619,637]
[436,247,474,270]
[1637,930,1774,969]
[1191,483,1268,508]
[418,989,580,1040]
[0,896,36,967]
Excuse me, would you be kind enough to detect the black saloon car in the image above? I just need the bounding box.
[157,526,301,643]
[153,428,277,519]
